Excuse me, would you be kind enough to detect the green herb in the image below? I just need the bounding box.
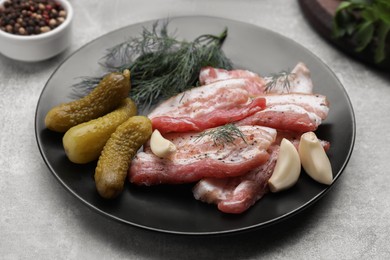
[195,124,247,146]
[332,0,390,63]
[265,71,294,93]
[73,21,233,109]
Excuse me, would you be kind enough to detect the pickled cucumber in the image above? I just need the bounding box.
[62,98,137,164]
[94,116,152,199]
[45,70,131,133]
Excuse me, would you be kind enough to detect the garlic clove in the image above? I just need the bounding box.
[150,129,177,158]
[298,132,333,185]
[268,138,301,192]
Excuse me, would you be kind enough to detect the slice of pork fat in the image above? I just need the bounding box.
[199,66,266,87]
[148,78,267,134]
[236,93,329,133]
[199,62,313,94]
[192,132,330,214]
[128,126,277,186]
[193,144,279,214]
[263,62,314,94]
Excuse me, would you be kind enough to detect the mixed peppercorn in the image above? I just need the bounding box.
[0,0,67,36]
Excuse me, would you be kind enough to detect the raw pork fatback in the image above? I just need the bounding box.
[237,93,329,132]
[193,144,279,214]
[148,78,266,133]
[193,132,330,214]
[200,62,313,94]
[199,67,266,88]
[129,126,277,186]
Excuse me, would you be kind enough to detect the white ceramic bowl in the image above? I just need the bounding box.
[0,0,73,62]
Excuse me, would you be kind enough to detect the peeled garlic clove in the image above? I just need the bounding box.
[268,138,301,192]
[298,132,333,185]
[150,129,177,158]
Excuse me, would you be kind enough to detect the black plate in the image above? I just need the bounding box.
[35,16,355,235]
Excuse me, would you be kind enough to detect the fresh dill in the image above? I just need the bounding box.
[264,71,295,93]
[72,21,233,109]
[195,124,247,146]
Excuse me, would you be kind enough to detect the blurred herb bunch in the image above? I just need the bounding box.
[333,0,390,63]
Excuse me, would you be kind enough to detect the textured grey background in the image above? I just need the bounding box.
[1,0,389,259]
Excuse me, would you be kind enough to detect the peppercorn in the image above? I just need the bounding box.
[40,26,50,33]
[18,27,26,35]
[0,0,67,36]
[5,24,12,32]
[48,18,56,27]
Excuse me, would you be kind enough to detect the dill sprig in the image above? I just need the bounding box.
[264,71,295,93]
[72,21,233,109]
[195,124,247,146]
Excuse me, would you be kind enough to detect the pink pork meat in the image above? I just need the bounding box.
[199,66,266,88]
[193,133,330,214]
[129,126,277,186]
[236,93,329,132]
[148,78,266,134]
[200,62,313,94]
[193,144,279,214]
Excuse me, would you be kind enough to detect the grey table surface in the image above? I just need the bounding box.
[1,0,389,259]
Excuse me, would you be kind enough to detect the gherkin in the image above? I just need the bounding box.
[94,116,152,199]
[62,98,137,164]
[45,70,131,132]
